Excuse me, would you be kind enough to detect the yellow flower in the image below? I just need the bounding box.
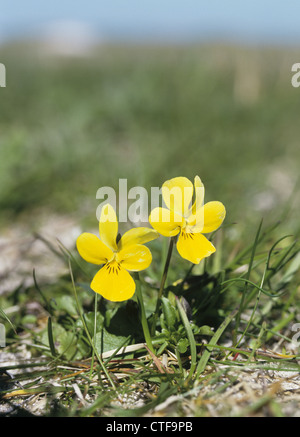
[149,176,226,264]
[76,204,158,302]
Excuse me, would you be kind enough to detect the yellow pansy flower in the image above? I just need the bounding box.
[149,176,226,264]
[76,204,158,302]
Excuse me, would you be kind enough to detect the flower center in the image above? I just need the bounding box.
[105,259,121,275]
[181,219,195,235]
[180,229,195,239]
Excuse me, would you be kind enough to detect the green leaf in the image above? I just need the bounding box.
[76,336,92,358]
[76,311,104,336]
[54,295,78,316]
[57,330,77,360]
[161,297,177,332]
[177,337,189,354]
[95,329,127,354]
[41,323,77,360]
[198,325,215,336]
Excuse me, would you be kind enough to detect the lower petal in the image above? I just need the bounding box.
[177,231,216,264]
[91,262,136,302]
[117,244,152,271]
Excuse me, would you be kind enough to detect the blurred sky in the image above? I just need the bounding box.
[1,0,300,45]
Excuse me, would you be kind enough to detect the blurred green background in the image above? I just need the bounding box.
[0,42,299,236]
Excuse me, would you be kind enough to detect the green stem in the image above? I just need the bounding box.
[135,273,154,353]
[68,260,115,390]
[233,219,263,346]
[89,292,98,380]
[195,308,238,377]
[176,297,197,381]
[151,236,175,336]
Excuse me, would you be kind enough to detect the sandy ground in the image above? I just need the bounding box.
[0,213,82,295]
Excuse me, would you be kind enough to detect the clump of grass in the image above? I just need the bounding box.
[1,218,299,417]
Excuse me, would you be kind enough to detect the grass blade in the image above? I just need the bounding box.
[47,316,57,357]
[176,297,197,381]
[68,259,116,390]
[195,308,238,377]
[0,306,16,334]
[233,219,263,345]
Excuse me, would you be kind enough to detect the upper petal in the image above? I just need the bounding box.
[162,177,193,216]
[187,175,205,218]
[201,201,226,234]
[118,227,158,250]
[99,203,118,251]
[90,262,136,302]
[177,231,216,264]
[117,244,152,271]
[149,207,184,237]
[76,232,114,265]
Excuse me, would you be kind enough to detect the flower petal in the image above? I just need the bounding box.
[118,227,158,250]
[91,261,136,302]
[186,205,205,233]
[99,203,118,251]
[162,177,193,216]
[177,231,216,264]
[117,244,152,271]
[201,201,226,234]
[149,207,184,237]
[188,175,205,218]
[76,232,114,265]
